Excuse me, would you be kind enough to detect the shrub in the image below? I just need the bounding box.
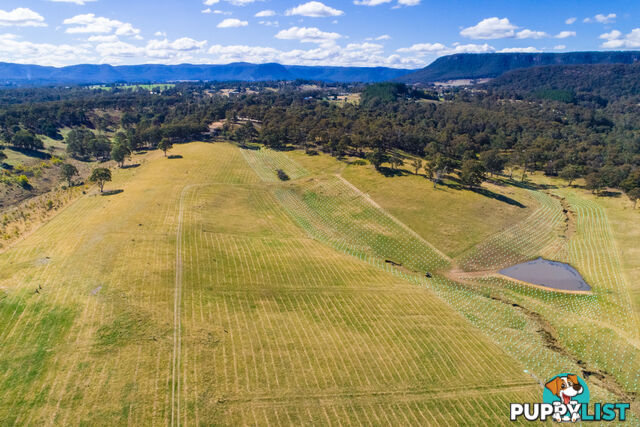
[17,175,30,189]
[276,169,290,181]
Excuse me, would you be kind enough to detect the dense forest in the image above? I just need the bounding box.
[0,75,639,205]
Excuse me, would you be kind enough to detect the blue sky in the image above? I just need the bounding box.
[0,0,638,68]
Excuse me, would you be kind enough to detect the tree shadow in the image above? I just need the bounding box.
[100,189,124,196]
[9,147,51,160]
[599,190,622,198]
[377,166,407,177]
[121,163,141,169]
[470,187,527,208]
[167,155,183,159]
[505,178,558,191]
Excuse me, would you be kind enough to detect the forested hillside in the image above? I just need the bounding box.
[1,80,639,208]
[486,62,640,105]
[400,51,640,83]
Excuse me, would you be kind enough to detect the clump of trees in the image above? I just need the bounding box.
[66,129,111,160]
[10,130,43,151]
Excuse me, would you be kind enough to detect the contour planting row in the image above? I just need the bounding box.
[456,190,564,272]
[471,190,640,405]
[173,182,536,424]
[240,147,309,182]
[240,147,637,419]
[274,176,450,273]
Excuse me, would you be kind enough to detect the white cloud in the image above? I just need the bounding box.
[396,41,493,57]
[147,37,207,52]
[446,43,494,54]
[554,44,566,50]
[217,18,248,28]
[203,0,220,4]
[88,34,118,43]
[155,31,167,37]
[516,29,548,39]
[565,17,576,25]
[354,0,392,5]
[96,40,143,58]
[375,34,391,40]
[600,28,640,48]
[460,17,517,39]
[584,13,616,24]
[0,33,90,66]
[600,30,622,40]
[397,42,446,54]
[555,31,576,38]
[49,0,96,4]
[259,20,279,27]
[275,26,342,44]
[95,37,207,62]
[63,14,140,36]
[396,0,420,6]
[498,47,541,53]
[255,10,275,17]
[286,2,344,18]
[202,8,231,14]
[146,37,207,58]
[0,8,46,27]
[208,42,422,67]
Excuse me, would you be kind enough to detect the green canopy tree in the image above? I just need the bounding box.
[479,149,506,177]
[459,160,486,188]
[60,163,79,187]
[585,172,604,195]
[111,142,130,167]
[89,168,111,193]
[411,158,423,175]
[559,165,582,187]
[367,148,389,171]
[157,138,173,157]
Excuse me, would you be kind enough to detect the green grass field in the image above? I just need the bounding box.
[0,142,638,424]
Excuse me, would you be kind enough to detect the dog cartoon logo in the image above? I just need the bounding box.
[544,373,590,422]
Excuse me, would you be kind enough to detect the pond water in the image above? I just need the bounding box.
[499,257,591,292]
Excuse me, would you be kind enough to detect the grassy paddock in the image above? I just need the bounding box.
[0,143,541,425]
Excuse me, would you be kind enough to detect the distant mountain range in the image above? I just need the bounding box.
[399,51,640,83]
[0,62,414,86]
[2,51,640,87]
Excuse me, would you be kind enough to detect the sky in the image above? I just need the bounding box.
[1,0,639,69]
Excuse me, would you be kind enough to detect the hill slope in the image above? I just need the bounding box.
[399,51,640,83]
[0,62,413,86]
[486,62,640,102]
[0,143,540,424]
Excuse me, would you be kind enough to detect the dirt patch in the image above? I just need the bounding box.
[488,293,638,409]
